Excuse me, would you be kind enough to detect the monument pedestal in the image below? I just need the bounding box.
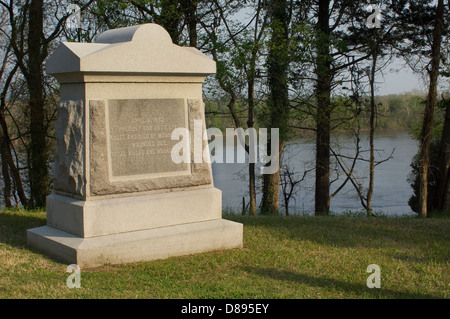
[28,218,242,268]
[28,188,243,267]
[44,188,224,238]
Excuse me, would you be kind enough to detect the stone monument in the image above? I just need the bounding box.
[27,24,243,268]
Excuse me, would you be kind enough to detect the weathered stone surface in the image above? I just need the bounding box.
[89,99,212,196]
[188,99,212,178]
[108,99,188,177]
[89,100,108,195]
[53,100,85,197]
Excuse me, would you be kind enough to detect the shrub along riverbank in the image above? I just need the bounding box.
[0,209,448,299]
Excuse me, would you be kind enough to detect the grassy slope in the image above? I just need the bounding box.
[0,209,448,299]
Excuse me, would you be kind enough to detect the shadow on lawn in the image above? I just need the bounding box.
[245,267,441,299]
[0,211,46,247]
[236,216,450,255]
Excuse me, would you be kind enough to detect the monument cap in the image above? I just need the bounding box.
[45,23,216,75]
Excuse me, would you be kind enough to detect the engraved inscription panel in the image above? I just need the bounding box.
[108,99,189,177]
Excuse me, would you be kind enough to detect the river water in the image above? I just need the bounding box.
[212,130,418,216]
[0,131,418,216]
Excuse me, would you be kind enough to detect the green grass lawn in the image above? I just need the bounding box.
[0,209,449,299]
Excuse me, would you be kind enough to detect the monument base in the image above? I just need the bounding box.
[45,188,223,238]
[27,188,243,268]
[27,219,243,268]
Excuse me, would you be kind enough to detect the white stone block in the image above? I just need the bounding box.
[27,219,243,268]
[46,188,222,238]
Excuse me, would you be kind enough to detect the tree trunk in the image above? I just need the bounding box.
[0,111,29,207]
[27,0,49,208]
[247,51,257,216]
[0,61,28,207]
[418,0,444,217]
[260,0,290,215]
[434,100,450,212]
[366,52,377,217]
[181,0,198,47]
[0,126,12,207]
[314,0,332,215]
[249,162,256,215]
[1,60,14,208]
[261,141,285,214]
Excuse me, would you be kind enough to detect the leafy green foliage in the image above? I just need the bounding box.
[407,105,446,214]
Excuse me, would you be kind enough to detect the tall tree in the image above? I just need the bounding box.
[392,0,448,217]
[0,58,28,207]
[417,0,445,217]
[314,0,332,215]
[434,2,450,212]
[338,1,400,216]
[27,0,48,208]
[199,0,266,215]
[1,0,48,208]
[0,44,14,207]
[1,0,94,208]
[245,1,266,215]
[260,0,290,214]
[311,0,395,215]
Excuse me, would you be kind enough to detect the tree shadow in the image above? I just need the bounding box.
[244,266,441,299]
[237,216,450,258]
[388,251,450,264]
[0,211,46,248]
